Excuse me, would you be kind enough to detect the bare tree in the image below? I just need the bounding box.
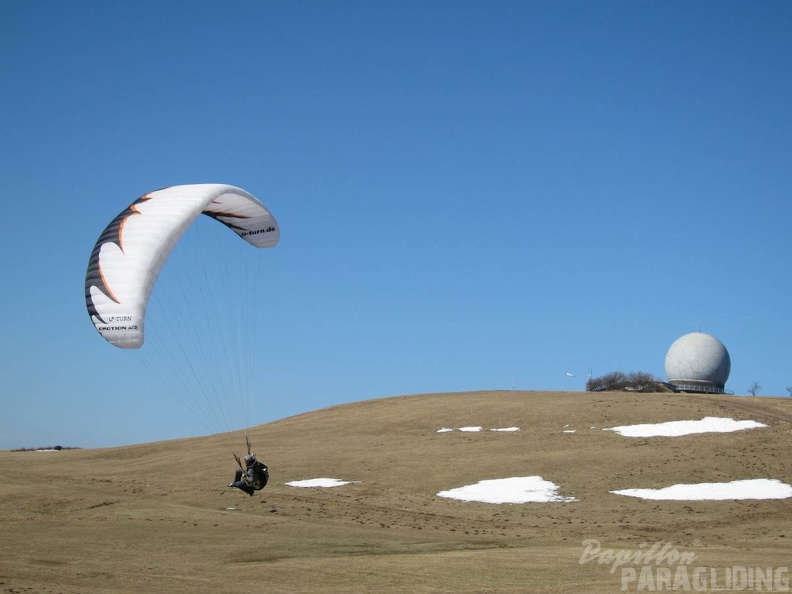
[586,371,627,392]
[748,381,761,396]
[786,386,792,397]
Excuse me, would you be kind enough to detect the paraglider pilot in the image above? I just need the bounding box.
[229,454,269,496]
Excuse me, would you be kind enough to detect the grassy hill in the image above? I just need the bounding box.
[1,390,791,593]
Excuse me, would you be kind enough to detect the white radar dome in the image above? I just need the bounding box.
[665,332,731,392]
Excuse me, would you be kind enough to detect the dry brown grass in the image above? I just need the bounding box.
[1,390,791,593]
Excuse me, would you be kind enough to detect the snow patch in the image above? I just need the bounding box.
[437,426,520,432]
[437,476,577,504]
[604,417,767,438]
[285,478,357,488]
[612,479,792,501]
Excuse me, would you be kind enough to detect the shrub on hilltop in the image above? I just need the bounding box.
[11,445,82,452]
[586,371,668,393]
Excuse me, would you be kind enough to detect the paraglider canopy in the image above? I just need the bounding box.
[85,184,279,348]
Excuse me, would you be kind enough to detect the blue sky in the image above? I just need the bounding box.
[2,1,790,449]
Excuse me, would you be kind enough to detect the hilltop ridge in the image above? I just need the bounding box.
[1,390,790,593]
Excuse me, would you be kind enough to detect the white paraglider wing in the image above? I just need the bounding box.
[85,184,279,348]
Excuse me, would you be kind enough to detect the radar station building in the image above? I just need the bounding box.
[664,332,731,394]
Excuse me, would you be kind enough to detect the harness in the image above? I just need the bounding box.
[245,461,269,490]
